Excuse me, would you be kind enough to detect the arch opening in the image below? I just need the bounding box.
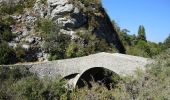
[63,73,79,80]
[76,67,120,89]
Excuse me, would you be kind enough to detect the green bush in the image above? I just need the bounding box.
[127,40,161,58]
[114,49,170,99]
[12,77,66,100]
[36,18,73,60]
[23,0,36,8]
[0,0,36,15]
[66,41,85,58]
[163,34,170,49]
[61,82,115,100]
[0,17,14,42]
[76,30,117,55]
[15,46,26,62]
[0,66,33,99]
[0,66,66,99]
[47,34,71,60]
[0,42,16,64]
[36,18,58,35]
[0,28,13,42]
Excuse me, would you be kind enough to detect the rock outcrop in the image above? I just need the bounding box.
[1,0,125,62]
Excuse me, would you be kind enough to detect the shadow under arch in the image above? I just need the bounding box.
[75,67,120,89]
[63,73,79,80]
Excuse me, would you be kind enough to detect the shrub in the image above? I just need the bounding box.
[66,41,85,58]
[0,0,36,15]
[0,18,14,42]
[12,76,44,99]
[127,40,161,58]
[47,34,71,60]
[23,0,36,8]
[0,28,13,42]
[0,66,66,99]
[36,18,58,35]
[36,18,73,60]
[15,46,26,62]
[61,82,115,99]
[0,42,16,64]
[163,34,170,49]
[0,66,33,99]
[12,77,66,99]
[114,49,170,99]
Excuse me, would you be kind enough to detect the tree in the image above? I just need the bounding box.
[137,25,147,41]
[163,34,170,49]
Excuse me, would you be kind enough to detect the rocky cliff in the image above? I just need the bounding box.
[0,0,125,62]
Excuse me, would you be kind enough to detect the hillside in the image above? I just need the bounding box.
[0,0,125,64]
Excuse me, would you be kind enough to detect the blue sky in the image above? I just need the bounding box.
[102,0,170,43]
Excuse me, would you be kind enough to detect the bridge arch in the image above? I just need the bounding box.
[73,67,120,89]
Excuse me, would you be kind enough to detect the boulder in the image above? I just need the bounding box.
[48,0,69,7]
[47,0,87,29]
[22,44,30,51]
[8,42,17,48]
[25,37,35,44]
[50,4,74,18]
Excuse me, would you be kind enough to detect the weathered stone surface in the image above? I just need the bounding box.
[11,15,22,21]
[1,52,151,88]
[3,0,126,63]
[51,4,74,18]
[25,37,35,44]
[47,0,87,29]
[8,42,17,48]
[33,0,47,17]
[47,0,69,7]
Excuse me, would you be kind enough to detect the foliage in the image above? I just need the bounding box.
[0,0,17,15]
[36,17,116,60]
[0,16,15,42]
[113,20,162,57]
[0,16,15,25]
[1,50,170,100]
[114,49,170,99]
[0,66,66,100]
[137,25,147,41]
[47,34,72,60]
[79,0,101,7]
[127,40,161,58]
[0,42,16,64]
[36,17,58,35]
[0,27,13,42]
[61,82,115,100]
[0,66,33,99]
[0,0,36,15]
[14,46,26,62]
[66,41,85,58]
[163,34,170,49]
[23,0,36,8]
[36,17,72,60]
[76,30,116,55]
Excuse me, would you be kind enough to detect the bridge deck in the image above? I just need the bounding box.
[27,52,151,78]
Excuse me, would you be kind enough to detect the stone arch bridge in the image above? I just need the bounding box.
[15,52,150,87]
[12,52,150,88]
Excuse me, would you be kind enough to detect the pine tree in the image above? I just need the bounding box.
[137,25,147,41]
